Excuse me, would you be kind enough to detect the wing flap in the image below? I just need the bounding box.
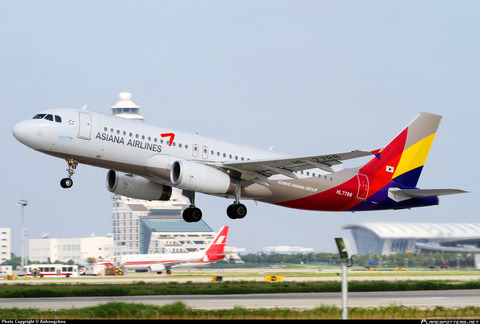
[218,150,372,182]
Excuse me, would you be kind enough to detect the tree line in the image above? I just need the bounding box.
[236,252,477,269]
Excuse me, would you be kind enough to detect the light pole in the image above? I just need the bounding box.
[335,238,354,320]
[17,200,28,268]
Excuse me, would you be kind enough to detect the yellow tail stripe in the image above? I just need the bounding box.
[393,133,436,179]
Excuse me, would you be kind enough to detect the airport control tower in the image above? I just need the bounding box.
[111,92,144,121]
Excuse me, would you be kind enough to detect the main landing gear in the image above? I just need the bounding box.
[181,189,248,223]
[182,190,203,223]
[227,183,247,220]
[60,159,78,189]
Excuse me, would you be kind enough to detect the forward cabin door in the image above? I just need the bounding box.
[78,112,92,140]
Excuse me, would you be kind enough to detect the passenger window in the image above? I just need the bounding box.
[54,115,62,123]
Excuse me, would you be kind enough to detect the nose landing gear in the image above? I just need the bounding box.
[60,159,78,189]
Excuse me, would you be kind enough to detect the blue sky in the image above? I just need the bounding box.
[2,1,478,256]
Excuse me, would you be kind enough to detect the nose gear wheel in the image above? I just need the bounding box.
[60,159,78,189]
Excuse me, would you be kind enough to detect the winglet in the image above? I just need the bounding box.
[371,149,382,160]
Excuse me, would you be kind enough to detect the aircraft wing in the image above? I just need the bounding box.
[214,150,372,184]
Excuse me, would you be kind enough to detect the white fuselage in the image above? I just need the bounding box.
[14,108,285,181]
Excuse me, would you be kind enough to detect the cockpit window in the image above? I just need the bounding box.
[33,114,46,119]
[32,113,62,123]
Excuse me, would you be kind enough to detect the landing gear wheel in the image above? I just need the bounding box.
[61,159,78,189]
[227,203,247,219]
[60,178,73,189]
[183,207,203,222]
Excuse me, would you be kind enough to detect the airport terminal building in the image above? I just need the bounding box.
[342,222,480,255]
[0,228,11,264]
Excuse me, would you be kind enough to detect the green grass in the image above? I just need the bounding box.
[1,279,480,298]
[0,301,479,319]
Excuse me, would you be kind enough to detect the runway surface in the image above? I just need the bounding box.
[1,290,479,310]
[1,268,479,310]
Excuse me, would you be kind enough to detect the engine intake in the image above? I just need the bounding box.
[170,160,234,194]
[106,170,172,201]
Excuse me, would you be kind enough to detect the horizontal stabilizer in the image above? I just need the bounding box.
[388,188,467,202]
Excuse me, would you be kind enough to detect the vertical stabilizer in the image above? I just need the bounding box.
[204,226,229,262]
[361,112,442,187]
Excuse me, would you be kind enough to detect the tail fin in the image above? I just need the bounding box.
[360,112,442,187]
[204,226,229,262]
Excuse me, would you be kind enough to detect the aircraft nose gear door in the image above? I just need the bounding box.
[78,112,92,140]
[356,174,369,200]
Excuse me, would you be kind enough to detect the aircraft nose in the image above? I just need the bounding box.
[12,121,27,141]
[12,120,40,146]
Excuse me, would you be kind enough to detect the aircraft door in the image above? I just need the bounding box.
[356,174,369,200]
[192,144,199,157]
[78,112,92,140]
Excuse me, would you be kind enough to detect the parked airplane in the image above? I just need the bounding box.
[115,226,229,274]
[12,107,465,222]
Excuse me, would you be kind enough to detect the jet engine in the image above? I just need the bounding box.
[149,264,166,273]
[170,160,234,194]
[106,170,172,201]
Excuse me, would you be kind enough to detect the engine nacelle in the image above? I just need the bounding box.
[170,160,234,194]
[106,170,172,201]
[149,264,166,273]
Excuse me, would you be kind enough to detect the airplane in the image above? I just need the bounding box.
[12,106,466,222]
[114,226,229,274]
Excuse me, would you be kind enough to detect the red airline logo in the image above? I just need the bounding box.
[161,133,175,146]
